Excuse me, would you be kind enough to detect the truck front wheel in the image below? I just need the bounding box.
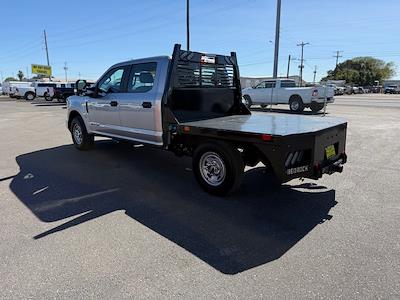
[70,116,94,150]
[289,95,304,112]
[193,141,244,196]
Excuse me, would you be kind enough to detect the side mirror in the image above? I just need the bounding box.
[75,79,87,95]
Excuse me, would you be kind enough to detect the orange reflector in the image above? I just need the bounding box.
[261,134,273,141]
[183,126,190,132]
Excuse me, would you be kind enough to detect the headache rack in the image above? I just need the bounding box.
[161,44,249,146]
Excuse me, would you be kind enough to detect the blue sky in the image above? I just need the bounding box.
[1,0,400,82]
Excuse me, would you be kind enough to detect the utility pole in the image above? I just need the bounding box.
[43,30,50,66]
[313,65,317,84]
[286,54,291,78]
[334,51,343,68]
[297,41,309,86]
[186,0,190,50]
[63,62,68,82]
[26,66,29,80]
[273,0,281,78]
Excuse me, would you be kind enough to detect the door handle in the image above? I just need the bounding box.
[110,101,118,107]
[142,101,152,108]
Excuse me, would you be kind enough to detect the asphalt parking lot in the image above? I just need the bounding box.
[0,94,399,299]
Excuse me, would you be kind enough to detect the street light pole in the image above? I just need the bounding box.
[186,0,190,51]
[273,0,281,78]
[64,62,68,82]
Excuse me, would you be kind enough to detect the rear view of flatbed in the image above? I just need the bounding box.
[177,112,347,185]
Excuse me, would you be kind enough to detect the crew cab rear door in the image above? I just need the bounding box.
[117,60,165,145]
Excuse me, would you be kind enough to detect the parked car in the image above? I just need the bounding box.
[242,79,335,112]
[32,82,57,101]
[327,84,345,96]
[12,83,36,100]
[53,83,75,102]
[2,81,31,97]
[66,44,347,196]
[384,85,400,94]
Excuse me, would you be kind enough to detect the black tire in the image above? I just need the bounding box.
[192,141,244,196]
[24,92,36,101]
[289,95,304,112]
[243,95,253,108]
[44,93,53,101]
[310,102,325,112]
[70,116,94,150]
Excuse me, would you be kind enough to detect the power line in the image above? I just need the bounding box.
[297,42,309,86]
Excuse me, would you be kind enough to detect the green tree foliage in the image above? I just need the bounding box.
[322,57,395,86]
[4,77,18,82]
[17,70,24,81]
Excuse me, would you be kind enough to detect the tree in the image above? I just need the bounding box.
[17,70,24,81]
[4,77,18,82]
[322,57,395,86]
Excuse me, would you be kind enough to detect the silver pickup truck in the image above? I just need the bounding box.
[67,44,347,196]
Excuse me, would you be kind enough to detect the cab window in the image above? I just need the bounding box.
[265,81,276,88]
[255,81,266,89]
[98,67,126,93]
[281,81,296,88]
[128,62,157,93]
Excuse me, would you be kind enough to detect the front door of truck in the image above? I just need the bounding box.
[88,66,129,136]
[118,62,162,145]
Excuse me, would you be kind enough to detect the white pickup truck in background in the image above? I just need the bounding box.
[242,79,335,112]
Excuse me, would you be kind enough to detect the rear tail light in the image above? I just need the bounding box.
[312,89,318,97]
[261,134,273,141]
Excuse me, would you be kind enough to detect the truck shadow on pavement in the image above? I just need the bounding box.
[10,141,336,275]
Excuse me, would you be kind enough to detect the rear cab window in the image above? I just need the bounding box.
[127,62,157,93]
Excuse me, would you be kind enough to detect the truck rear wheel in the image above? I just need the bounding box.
[310,102,325,112]
[289,95,304,112]
[193,141,244,196]
[243,95,252,108]
[44,93,53,101]
[70,116,94,150]
[24,92,35,101]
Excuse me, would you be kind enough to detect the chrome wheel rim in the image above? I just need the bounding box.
[73,123,83,145]
[27,94,34,100]
[291,101,299,111]
[199,151,226,186]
